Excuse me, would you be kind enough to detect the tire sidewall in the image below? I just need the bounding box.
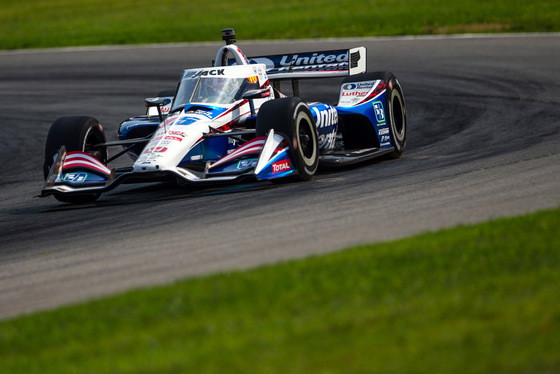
[387,78,407,154]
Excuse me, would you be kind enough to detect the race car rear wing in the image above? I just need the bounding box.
[213,30,366,96]
[219,46,367,96]
[216,45,366,80]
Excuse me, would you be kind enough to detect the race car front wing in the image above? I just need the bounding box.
[40,129,296,198]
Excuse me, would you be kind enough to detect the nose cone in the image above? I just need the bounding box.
[133,120,211,173]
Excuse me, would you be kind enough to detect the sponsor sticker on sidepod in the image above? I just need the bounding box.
[338,80,377,106]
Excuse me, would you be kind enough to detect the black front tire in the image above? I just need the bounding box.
[256,98,319,181]
[44,116,107,203]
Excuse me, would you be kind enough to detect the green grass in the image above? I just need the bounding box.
[1,207,559,373]
[1,0,559,49]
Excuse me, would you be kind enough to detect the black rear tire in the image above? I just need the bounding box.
[44,116,107,203]
[256,98,319,181]
[384,73,407,158]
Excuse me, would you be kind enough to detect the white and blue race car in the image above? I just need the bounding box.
[41,29,407,203]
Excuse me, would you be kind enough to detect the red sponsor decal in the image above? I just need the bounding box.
[164,136,183,142]
[272,159,291,173]
[342,91,368,97]
[168,131,186,137]
[143,147,168,154]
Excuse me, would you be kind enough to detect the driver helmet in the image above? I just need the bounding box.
[206,78,240,96]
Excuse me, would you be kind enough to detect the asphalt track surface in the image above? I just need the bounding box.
[1,34,559,320]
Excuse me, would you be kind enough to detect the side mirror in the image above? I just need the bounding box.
[145,97,171,121]
[242,88,271,100]
[242,88,272,116]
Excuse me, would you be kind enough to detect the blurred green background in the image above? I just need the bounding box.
[1,0,558,49]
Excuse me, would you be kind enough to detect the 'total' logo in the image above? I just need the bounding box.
[272,159,291,173]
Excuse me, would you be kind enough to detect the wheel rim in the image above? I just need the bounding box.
[295,112,317,167]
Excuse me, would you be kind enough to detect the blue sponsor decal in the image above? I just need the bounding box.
[233,49,350,74]
[63,172,88,183]
[177,117,200,126]
[61,172,108,184]
[310,103,339,150]
[372,101,385,123]
[237,159,258,169]
[205,158,258,174]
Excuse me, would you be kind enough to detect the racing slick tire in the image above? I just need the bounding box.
[342,71,407,158]
[43,116,107,203]
[256,97,319,181]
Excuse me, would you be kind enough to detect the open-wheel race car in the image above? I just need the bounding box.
[41,28,407,203]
